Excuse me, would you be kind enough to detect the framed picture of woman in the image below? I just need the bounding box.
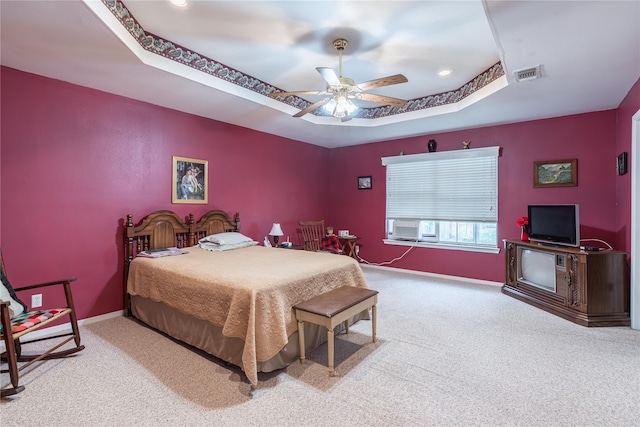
[172,156,208,204]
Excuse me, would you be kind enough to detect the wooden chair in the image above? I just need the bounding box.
[299,220,325,251]
[1,251,84,397]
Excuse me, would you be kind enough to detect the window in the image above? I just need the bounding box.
[381,146,499,252]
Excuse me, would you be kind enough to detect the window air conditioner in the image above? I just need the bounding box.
[392,220,420,241]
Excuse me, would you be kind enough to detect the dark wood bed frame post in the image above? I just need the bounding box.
[234,212,240,231]
[124,214,135,316]
[187,213,196,247]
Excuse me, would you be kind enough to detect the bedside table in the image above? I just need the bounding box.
[338,236,360,259]
[277,244,305,250]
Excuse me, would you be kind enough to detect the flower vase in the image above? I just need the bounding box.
[521,226,529,242]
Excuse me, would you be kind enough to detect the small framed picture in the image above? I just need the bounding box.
[172,156,208,204]
[358,176,372,190]
[533,159,577,188]
[617,152,628,176]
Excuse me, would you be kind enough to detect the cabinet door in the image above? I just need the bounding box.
[504,241,517,286]
[565,253,586,312]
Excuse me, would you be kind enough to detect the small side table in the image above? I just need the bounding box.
[338,236,360,259]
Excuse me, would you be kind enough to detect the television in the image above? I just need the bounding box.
[527,204,580,247]
[517,247,558,292]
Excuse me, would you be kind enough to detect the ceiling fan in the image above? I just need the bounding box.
[269,38,409,121]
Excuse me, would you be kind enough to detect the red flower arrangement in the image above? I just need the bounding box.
[516,216,528,227]
[517,216,529,241]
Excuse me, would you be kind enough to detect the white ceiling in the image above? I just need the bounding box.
[1,0,639,148]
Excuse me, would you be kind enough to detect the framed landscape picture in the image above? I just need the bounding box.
[533,159,577,188]
[172,156,208,204]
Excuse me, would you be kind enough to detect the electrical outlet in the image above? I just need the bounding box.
[32,294,43,308]
[355,245,360,255]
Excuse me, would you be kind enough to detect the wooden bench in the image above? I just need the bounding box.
[293,286,378,377]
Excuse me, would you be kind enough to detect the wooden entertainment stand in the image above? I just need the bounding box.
[503,240,630,327]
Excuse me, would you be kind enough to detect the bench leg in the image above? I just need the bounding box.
[297,319,306,364]
[344,319,349,334]
[372,304,377,342]
[327,328,335,377]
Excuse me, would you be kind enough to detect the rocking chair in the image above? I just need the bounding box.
[299,220,325,252]
[1,251,84,397]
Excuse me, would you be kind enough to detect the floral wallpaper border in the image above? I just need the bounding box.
[102,0,504,119]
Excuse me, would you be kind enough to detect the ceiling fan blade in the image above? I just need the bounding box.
[269,90,327,98]
[357,74,408,91]
[316,67,341,86]
[292,97,332,118]
[357,93,408,107]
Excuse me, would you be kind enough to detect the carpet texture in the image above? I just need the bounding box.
[2,266,639,426]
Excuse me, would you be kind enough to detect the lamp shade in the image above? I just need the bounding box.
[323,96,358,118]
[269,223,284,236]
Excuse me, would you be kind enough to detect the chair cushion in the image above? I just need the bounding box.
[1,269,27,318]
[0,308,67,335]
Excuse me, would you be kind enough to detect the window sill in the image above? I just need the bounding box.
[383,239,500,254]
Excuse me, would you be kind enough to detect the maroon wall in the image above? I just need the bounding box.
[0,67,330,320]
[1,66,637,320]
[328,111,620,282]
[615,77,640,255]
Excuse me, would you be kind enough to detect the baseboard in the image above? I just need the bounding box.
[1,310,125,353]
[360,264,503,288]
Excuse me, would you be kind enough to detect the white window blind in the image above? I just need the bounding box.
[382,147,499,222]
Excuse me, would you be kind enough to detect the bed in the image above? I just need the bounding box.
[123,209,370,384]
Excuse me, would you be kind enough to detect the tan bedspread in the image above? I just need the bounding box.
[127,246,368,384]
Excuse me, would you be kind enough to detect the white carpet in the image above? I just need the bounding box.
[2,267,639,426]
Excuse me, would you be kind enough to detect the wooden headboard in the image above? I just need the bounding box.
[123,209,240,313]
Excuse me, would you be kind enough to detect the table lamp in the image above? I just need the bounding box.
[269,223,284,247]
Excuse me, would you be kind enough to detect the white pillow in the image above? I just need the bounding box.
[199,232,253,245]
[199,240,258,251]
[1,271,27,318]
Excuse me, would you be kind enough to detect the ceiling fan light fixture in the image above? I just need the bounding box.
[333,108,347,119]
[336,95,348,110]
[345,100,358,115]
[271,37,407,119]
[324,96,357,118]
[334,96,351,118]
[323,98,337,114]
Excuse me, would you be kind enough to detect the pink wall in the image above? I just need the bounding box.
[2,67,637,320]
[0,67,330,320]
[328,111,620,282]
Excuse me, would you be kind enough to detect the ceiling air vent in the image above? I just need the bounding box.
[514,65,542,82]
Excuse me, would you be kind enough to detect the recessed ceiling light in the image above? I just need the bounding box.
[438,69,452,77]
[170,0,187,7]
